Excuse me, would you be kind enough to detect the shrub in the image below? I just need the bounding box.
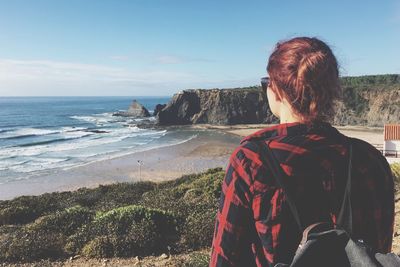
[28,205,94,236]
[0,192,74,226]
[180,205,217,250]
[81,236,114,258]
[391,163,400,192]
[64,224,92,255]
[183,168,224,199]
[67,205,178,257]
[0,205,37,225]
[90,181,156,211]
[138,168,223,252]
[184,251,211,267]
[0,168,225,262]
[140,168,224,217]
[0,206,94,262]
[0,181,156,227]
[140,188,188,218]
[0,227,66,262]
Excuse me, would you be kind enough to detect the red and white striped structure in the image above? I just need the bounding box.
[384,124,400,158]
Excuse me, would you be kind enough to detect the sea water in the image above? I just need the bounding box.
[0,96,196,184]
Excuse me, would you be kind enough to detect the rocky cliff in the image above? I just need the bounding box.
[157,75,400,126]
[333,88,400,126]
[334,75,400,126]
[157,88,278,125]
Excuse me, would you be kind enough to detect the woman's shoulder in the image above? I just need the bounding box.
[349,137,386,162]
[229,140,264,166]
[348,137,393,179]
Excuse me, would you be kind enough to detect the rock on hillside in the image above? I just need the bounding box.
[113,100,150,117]
[157,89,277,125]
[153,104,167,117]
[364,89,400,126]
[334,87,400,126]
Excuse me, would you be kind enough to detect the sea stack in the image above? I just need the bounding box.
[113,100,150,117]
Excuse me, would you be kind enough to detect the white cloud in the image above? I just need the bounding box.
[0,58,199,95]
[0,58,253,96]
[0,59,199,81]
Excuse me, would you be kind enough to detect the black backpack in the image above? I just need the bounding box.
[257,139,400,267]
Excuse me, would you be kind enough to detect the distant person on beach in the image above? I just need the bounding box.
[210,37,394,266]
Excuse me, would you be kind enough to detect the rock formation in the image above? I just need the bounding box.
[153,104,167,116]
[157,88,278,125]
[113,100,150,118]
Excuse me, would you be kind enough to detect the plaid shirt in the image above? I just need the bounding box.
[210,122,394,267]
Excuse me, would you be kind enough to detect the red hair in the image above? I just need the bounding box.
[267,37,341,122]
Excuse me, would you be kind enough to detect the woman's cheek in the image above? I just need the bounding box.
[267,87,280,118]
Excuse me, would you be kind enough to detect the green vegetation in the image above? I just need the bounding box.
[339,75,400,119]
[67,205,177,257]
[341,74,400,88]
[241,74,400,93]
[0,163,399,263]
[183,251,211,267]
[0,168,225,263]
[392,163,400,193]
[227,85,262,92]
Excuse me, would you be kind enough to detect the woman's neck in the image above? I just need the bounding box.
[278,102,303,124]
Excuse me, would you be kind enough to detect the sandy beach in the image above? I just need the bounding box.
[193,123,385,146]
[0,124,386,200]
[0,128,241,200]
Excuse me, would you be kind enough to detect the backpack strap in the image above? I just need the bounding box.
[258,140,303,232]
[336,139,353,235]
[257,138,353,235]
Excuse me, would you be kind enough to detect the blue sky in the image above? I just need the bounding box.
[0,0,399,96]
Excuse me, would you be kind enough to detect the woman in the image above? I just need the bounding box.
[210,37,394,266]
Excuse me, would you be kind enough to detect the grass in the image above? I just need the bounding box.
[0,168,224,263]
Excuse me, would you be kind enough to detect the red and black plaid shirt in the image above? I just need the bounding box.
[210,122,394,267]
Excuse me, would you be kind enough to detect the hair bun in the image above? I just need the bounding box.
[267,37,341,122]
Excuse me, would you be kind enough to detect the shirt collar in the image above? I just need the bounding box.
[240,121,339,144]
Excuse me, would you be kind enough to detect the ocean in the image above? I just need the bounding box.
[0,96,197,185]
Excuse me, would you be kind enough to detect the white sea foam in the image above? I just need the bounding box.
[0,110,168,177]
[70,113,157,126]
[0,126,92,140]
[0,128,60,139]
[70,112,124,125]
[0,127,167,172]
[7,157,73,173]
